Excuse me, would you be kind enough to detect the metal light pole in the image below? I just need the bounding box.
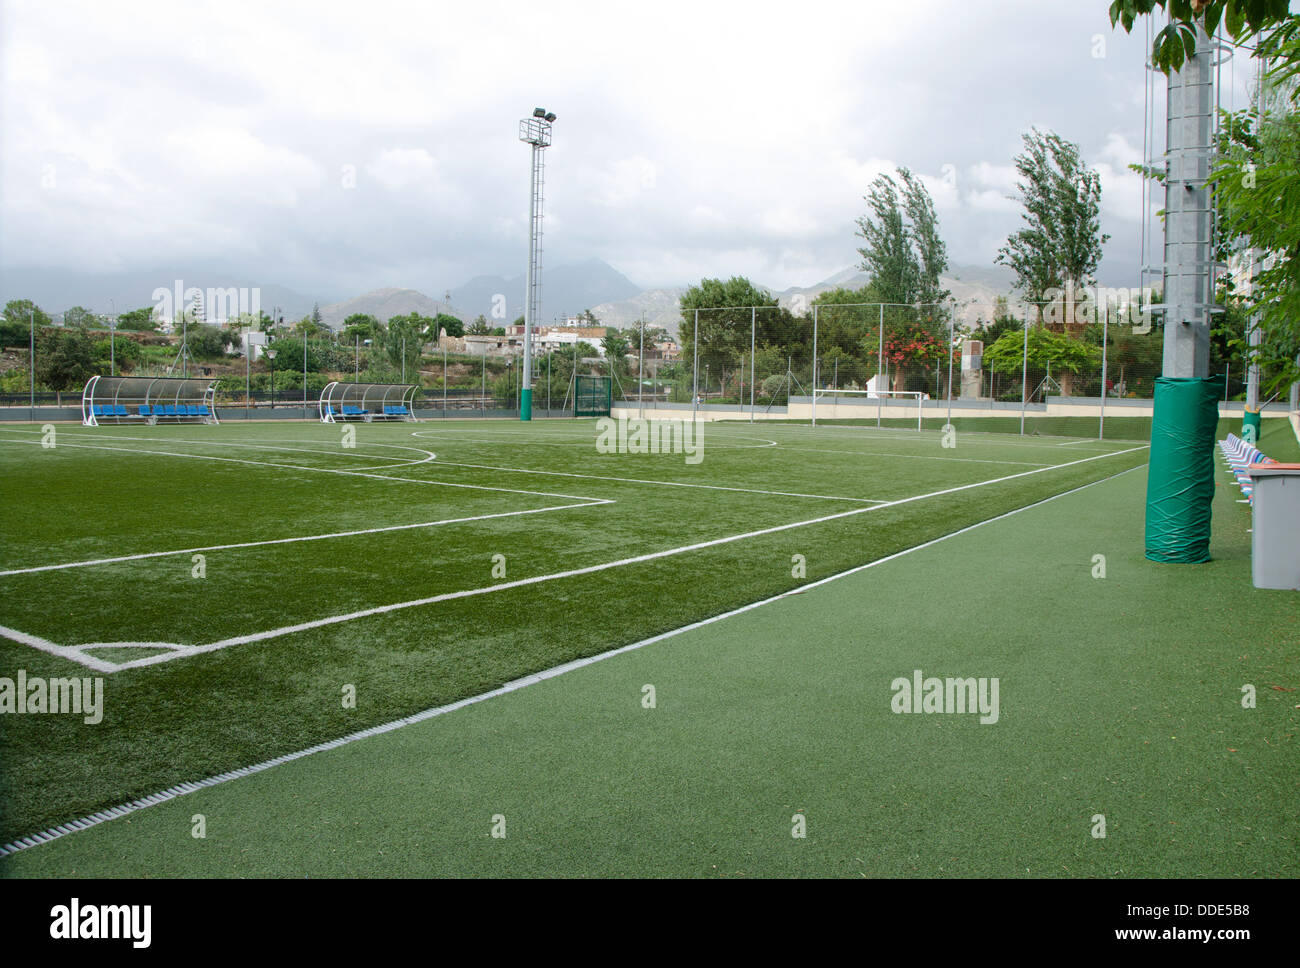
[29,309,35,421]
[638,318,645,419]
[109,299,116,377]
[267,348,277,415]
[518,107,556,422]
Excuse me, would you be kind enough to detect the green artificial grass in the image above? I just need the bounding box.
[0,419,1149,844]
[1,427,1293,877]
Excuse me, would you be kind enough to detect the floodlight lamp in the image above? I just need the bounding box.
[533,107,546,118]
[266,349,277,359]
[544,112,556,122]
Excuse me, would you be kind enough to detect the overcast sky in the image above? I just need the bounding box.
[0,0,1259,301]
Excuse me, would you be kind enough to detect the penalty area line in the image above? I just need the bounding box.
[0,464,1143,859]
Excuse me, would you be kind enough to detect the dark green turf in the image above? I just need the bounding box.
[1,420,1293,877]
[0,417,1273,851]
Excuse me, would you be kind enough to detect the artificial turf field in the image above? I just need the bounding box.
[0,415,1295,876]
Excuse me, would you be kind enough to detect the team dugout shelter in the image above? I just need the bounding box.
[319,381,418,422]
[82,375,219,426]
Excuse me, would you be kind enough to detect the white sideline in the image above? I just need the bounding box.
[0,444,1147,673]
[0,500,610,577]
[424,458,886,504]
[0,435,606,503]
[0,463,1145,859]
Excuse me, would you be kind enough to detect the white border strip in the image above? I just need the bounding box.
[0,463,1145,858]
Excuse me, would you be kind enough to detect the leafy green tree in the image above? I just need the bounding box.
[467,314,490,335]
[63,306,99,329]
[341,313,381,343]
[187,323,233,359]
[1212,86,1300,394]
[983,326,1101,398]
[431,313,464,339]
[996,129,1109,320]
[856,167,949,308]
[2,300,51,345]
[35,329,96,390]
[678,276,778,375]
[385,312,428,372]
[1109,1,1289,72]
[116,306,158,331]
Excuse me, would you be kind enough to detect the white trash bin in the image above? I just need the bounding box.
[1246,463,1300,590]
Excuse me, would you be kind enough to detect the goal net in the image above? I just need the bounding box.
[811,388,925,431]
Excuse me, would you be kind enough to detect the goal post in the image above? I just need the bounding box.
[574,375,612,417]
[811,388,924,431]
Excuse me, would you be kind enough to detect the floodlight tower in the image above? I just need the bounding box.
[1144,13,1226,565]
[518,107,556,421]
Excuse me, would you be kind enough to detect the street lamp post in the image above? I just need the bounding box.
[518,107,556,423]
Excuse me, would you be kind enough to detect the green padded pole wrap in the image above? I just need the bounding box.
[1145,376,1225,563]
[1241,406,1261,445]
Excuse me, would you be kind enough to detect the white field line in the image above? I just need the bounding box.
[0,444,1148,674]
[0,436,606,503]
[0,500,610,578]
[408,429,781,450]
[0,463,1145,859]
[0,427,437,470]
[426,458,885,504]
[760,444,1053,466]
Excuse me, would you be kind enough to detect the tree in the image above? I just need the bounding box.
[997,129,1109,322]
[311,303,323,327]
[116,306,158,331]
[187,323,233,359]
[467,315,490,335]
[1109,1,1289,72]
[855,167,949,308]
[432,312,464,339]
[341,313,381,343]
[63,306,99,329]
[384,312,427,371]
[983,326,1102,398]
[35,329,96,390]
[2,300,50,345]
[677,276,778,375]
[293,316,328,338]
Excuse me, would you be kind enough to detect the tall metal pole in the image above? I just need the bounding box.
[638,318,644,420]
[28,309,35,422]
[945,301,955,428]
[811,305,819,427]
[109,300,116,377]
[877,304,884,428]
[691,309,699,422]
[443,346,448,418]
[1099,305,1109,440]
[1160,19,1216,377]
[749,307,756,424]
[1020,310,1030,436]
[519,110,555,422]
[304,330,308,415]
[355,335,359,383]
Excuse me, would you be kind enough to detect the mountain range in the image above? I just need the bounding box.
[2,258,1023,334]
